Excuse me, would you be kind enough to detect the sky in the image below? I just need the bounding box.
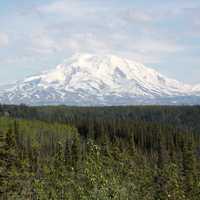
[0,0,200,85]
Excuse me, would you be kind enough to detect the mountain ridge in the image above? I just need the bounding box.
[0,53,200,105]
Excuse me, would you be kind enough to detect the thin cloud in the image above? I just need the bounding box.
[119,9,154,24]
[37,0,95,17]
[0,32,9,48]
[1,0,200,84]
[30,34,61,54]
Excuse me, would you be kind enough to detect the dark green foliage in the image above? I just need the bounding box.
[0,125,22,199]
[0,105,200,199]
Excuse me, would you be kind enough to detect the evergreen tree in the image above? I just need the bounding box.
[64,136,72,167]
[154,132,169,200]
[0,127,21,198]
[182,139,197,199]
[71,133,81,171]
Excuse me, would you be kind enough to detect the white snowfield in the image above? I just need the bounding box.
[0,53,200,105]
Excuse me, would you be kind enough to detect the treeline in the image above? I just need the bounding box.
[0,105,200,199]
[1,104,200,132]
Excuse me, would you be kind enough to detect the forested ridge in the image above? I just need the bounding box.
[0,105,200,199]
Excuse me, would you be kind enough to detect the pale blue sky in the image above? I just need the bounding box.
[0,0,200,84]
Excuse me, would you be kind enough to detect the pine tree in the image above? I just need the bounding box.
[71,133,81,171]
[0,127,21,198]
[14,120,20,148]
[52,141,68,199]
[31,143,40,175]
[64,136,72,167]
[154,132,169,200]
[182,139,197,199]
[0,130,6,196]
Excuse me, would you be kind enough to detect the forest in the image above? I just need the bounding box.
[0,104,200,199]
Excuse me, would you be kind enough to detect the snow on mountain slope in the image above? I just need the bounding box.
[0,53,200,105]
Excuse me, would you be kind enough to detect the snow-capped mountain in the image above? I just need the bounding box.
[0,53,200,106]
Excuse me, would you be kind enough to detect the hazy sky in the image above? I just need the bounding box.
[0,0,200,85]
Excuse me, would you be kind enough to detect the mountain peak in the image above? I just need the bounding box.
[59,53,140,70]
[56,53,158,84]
